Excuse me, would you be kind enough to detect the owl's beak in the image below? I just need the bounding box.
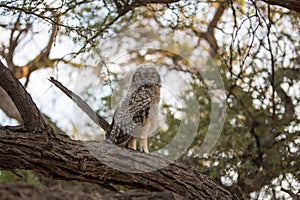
[142,77,150,85]
[142,78,150,85]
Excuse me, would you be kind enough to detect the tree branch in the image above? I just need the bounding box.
[48,77,111,132]
[194,3,227,57]
[281,188,300,199]
[0,126,237,199]
[0,183,185,200]
[15,15,60,82]
[0,61,46,130]
[260,0,300,13]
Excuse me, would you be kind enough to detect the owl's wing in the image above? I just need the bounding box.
[105,104,133,146]
[105,86,152,146]
[128,86,152,126]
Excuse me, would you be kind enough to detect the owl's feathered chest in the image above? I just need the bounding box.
[127,84,160,123]
[128,84,160,107]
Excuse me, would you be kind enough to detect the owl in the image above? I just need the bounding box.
[105,67,161,153]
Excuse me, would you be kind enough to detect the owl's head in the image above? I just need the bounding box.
[130,67,161,89]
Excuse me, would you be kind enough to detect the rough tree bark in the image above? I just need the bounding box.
[0,126,237,199]
[0,61,238,199]
[0,183,187,200]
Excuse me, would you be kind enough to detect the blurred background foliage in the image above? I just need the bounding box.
[0,0,299,199]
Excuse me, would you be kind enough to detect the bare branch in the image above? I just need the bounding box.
[281,188,300,199]
[17,15,60,81]
[43,15,60,58]
[48,77,110,132]
[194,3,227,57]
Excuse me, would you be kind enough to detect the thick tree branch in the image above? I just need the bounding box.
[260,0,300,13]
[0,183,185,200]
[0,61,46,130]
[0,126,237,199]
[48,77,111,132]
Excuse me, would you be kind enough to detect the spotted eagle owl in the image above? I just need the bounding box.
[105,67,161,153]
